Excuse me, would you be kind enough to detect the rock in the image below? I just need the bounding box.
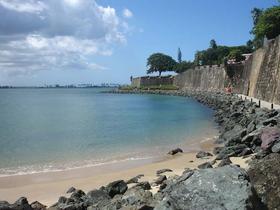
[271,141,280,153]
[262,118,278,126]
[213,146,223,155]
[105,180,128,198]
[121,186,154,209]
[167,148,183,155]
[156,169,172,175]
[239,148,253,157]
[159,183,167,191]
[241,128,262,146]
[154,165,262,210]
[0,201,11,210]
[195,151,213,158]
[210,159,216,165]
[248,153,280,209]
[135,182,151,191]
[11,197,33,210]
[85,189,111,207]
[66,187,76,194]
[218,157,232,167]
[30,201,46,210]
[154,175,167,185]
[197,162,213,169]
[261,127,280,150]
[126,176,139,184]
[247,121,256,133]
[58,197,67,204]
[222,125,247,146]
[216,144,248,160]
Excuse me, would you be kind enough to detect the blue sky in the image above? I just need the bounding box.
[0,0,278,86]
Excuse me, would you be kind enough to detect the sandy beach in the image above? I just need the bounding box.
[0,137,251,207]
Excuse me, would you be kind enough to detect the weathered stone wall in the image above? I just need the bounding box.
[174,65,228,91]
[131,76,174,88]
[174,35,280,104]
[132,36,280,103]
[237,35,280,104]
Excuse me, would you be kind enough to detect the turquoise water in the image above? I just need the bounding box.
[0,88,216,176]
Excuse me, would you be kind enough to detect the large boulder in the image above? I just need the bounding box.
[121,186,154,209]
[223,125,247,146]
[154,165,262,210]
[216,144,248,160]
[105,180,128,198]
[260,127,280,151]
[248,153,280,210]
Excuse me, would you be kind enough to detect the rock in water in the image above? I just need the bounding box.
[248,153,280,209]
[154,165,262,210]
[167,148,183,155]
[105,180,128,198]
[196,151,213,158]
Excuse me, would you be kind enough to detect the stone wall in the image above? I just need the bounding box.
[131,76,174,88]
[174,35,280,104]
[174,65,228,91]
[237,35,280,104]
[132,36,280,104]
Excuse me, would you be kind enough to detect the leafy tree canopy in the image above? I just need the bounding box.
[174,61,194,73]
[253,6,280,40]
[194,41,252,66]
[210,39,217,49]
[227,49,245,62]
[146,53,177,76]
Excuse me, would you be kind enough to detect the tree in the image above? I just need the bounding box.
[251,8,263,26]
[227,49,245,62]
[246,40,254,51]
[253,6,280,40]
[174,61,194,73]
[177,48,182,63]
[146,53,177,76]
[210,39,217,49]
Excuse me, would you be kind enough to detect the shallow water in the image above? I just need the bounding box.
[0,88,216,176]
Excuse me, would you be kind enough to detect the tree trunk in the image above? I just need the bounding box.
[159,71,161,77]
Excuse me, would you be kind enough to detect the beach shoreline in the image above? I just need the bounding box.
[0,132,223,206]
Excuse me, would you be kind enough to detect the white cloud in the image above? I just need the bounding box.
[0,0,129,76]
[0,0,47,14]
[123,8,133,18]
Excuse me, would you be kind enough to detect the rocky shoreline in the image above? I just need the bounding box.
[2,89,280,210]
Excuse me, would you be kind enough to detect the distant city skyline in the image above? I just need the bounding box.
[0,0,278,86]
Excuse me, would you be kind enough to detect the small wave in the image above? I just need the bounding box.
[0,156,154,178]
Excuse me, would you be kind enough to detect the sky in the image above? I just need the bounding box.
[0,0,278,86]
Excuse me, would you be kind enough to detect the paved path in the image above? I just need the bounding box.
[236,94,280,110]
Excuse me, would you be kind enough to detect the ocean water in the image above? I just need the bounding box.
[0,88,216,176]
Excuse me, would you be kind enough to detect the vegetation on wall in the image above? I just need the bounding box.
[250,6,280,48]
[194,40,252,66]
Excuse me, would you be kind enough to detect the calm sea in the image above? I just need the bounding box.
[0,88,216,176]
